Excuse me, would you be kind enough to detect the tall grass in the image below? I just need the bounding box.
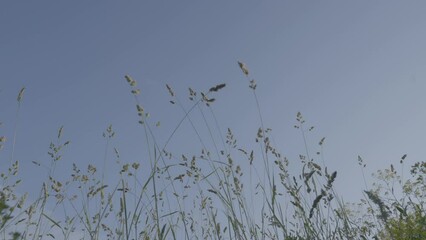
[0,63,425,239]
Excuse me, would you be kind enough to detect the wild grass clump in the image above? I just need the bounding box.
[0,63,425,239]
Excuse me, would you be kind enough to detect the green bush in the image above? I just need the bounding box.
[383,209,426,239]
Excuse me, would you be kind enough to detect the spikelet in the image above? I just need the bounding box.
[238,61,249,76]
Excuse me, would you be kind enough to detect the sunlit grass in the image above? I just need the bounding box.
[0,63,425,239]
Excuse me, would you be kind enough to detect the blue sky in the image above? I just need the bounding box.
[2,0,426,220]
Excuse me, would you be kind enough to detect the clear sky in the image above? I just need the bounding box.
[2,0,426,221]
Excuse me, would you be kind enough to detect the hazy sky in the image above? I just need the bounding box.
[2,1,426,212]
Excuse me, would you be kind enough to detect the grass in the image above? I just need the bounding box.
[0,63,425,239]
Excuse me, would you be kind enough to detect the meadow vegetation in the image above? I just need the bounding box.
[0,63,425,239]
